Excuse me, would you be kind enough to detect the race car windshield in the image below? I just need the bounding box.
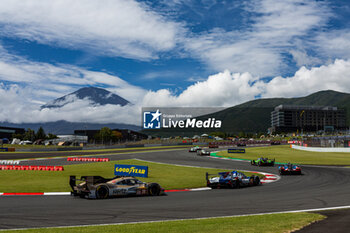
[132,179,143,184]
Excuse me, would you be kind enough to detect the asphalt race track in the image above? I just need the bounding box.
[1,148,350,230]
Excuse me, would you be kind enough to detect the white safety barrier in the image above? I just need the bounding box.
[0,160,20,165]
[292,144,350,152]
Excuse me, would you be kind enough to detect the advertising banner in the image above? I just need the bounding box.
[114,164,148,177]
[227,148,245,153]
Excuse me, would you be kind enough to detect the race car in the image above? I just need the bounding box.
[70,175,164,199]
[251,157,275,166]
[206,171,260,189]
[197,149,211,156]
[189,146,202,152]
[279,163,302,175]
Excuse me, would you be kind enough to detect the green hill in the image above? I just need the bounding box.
[205,90,350,133]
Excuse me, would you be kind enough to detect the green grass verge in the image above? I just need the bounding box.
[216,145,350,165]
[1,212,325,233]
[0,159,263,192]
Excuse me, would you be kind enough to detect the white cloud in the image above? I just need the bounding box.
[1,43,350,125]
[0,45,146,103]
[0,91,141,125]
[315,29,350,60]
[37,100,140,125]
[142,70,261,107]
[0,0,182,60]
[185,0,330,76]
[0,0,339,79]
[142,71,180,80]
[142,59,350,108]
[260,59,350,98]
[0,46,146,124]
[290,49,322,67]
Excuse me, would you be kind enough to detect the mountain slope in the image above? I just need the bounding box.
[207,90,350,133]
[41,87,129,109]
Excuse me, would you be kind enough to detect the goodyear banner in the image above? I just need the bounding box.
[228,148,245,153]
[114,164,148,178]
[0,148,8,152]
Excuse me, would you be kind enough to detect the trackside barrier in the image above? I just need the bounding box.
[0,160,20,165]
[0,165,64,171]
[0,148,15,152]
[67,157,110,162]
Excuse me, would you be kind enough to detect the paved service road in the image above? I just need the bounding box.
[296,209,350,233]
[0,146,189,160]
[1,149,350,230]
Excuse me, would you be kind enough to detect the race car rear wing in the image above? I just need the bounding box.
[206,172,223,181]
[206,172,214,181]
[69,175,77,190]
[206,171,238,181]
[69,176,113,190]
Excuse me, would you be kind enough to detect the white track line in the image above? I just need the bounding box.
[43,192,71,196]
[2,205,350,232]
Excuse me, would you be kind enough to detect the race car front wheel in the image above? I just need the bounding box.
[148,183,161,196]
[254,176,260,185]
[249,177,254,186]
[96,185,109,199]
[236,181,240,188]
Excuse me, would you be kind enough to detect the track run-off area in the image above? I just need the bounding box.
[1,146,350,230]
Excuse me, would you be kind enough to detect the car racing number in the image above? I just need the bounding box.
[113,188,128,195]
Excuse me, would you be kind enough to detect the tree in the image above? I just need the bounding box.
[47,133,58,140]
[99,127,112,144]
[23,128,35,141]
[36,127,46,140]
[112,130,123,141]
[93,133,101,143]
[12,133,23,140]
[238,131,246,138]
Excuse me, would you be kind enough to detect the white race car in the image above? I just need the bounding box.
[197,149,211,156]
[189,146,201,152]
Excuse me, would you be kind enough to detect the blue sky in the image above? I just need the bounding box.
[0,0,350,124]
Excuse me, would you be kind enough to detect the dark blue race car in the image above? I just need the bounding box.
[206,171,260,189]
[278,163,302,175]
